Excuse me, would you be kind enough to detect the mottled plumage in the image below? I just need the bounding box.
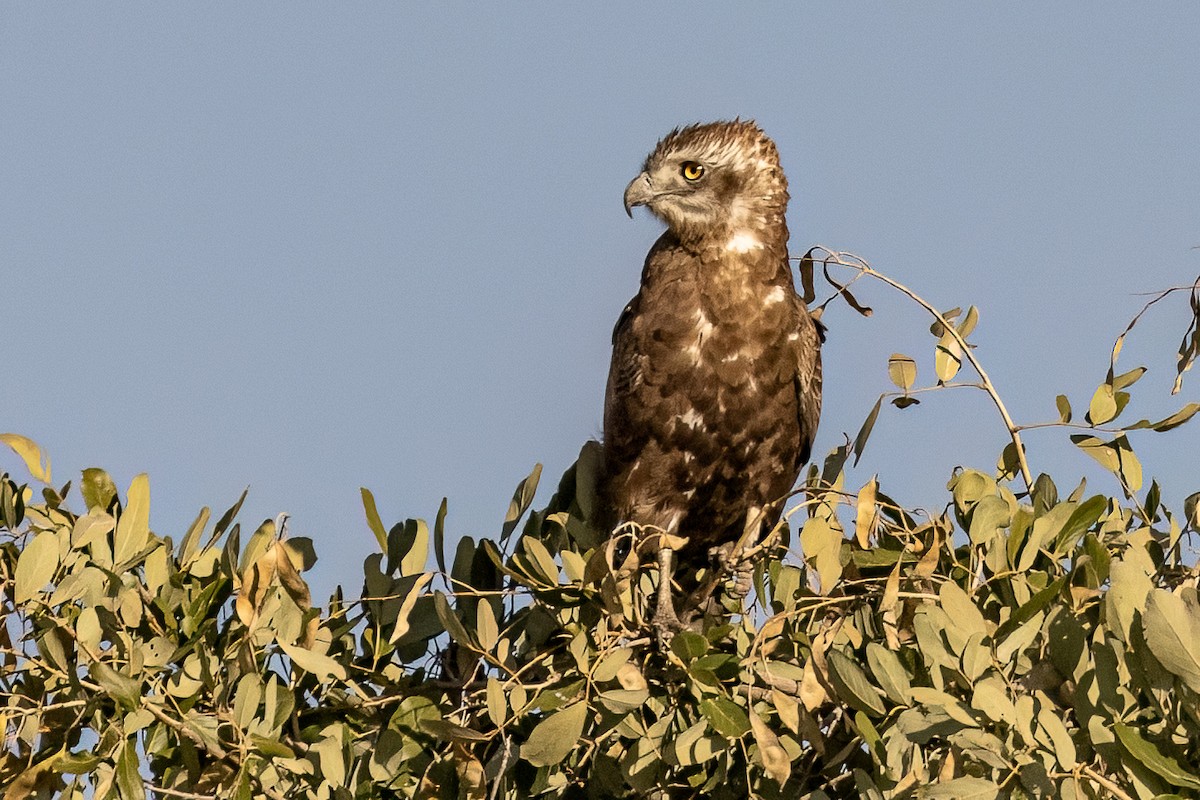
[600,120,823,630]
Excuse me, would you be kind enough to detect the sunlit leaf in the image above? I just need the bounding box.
[113,473,150,565]
[1070,434,1119,473]
[800,516,843,593]
[887,354,917,391]
[1142,589,1200,694]
[674,721,724,766]
[854,477,878,548]
[938,582,987,639]
[15,529,59,603]
[1087,383,1118,425]
[0,433,51,483]
[360,487,388,552]
[1055,394,1072,423]
[934,332,962,383]
[918,776,1000,799]
[277,637,347,681]
[749,709,791,784]
[1112,366,1147,390]
[956,305,979,337]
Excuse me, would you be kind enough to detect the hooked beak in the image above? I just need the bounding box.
[623,171,653,218]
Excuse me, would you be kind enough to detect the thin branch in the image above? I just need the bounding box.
[806,247,1034,490]
[1081,764,1135,800]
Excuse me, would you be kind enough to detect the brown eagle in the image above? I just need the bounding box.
[600,120,823,632]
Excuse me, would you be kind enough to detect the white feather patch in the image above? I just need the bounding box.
[725,231,763,253]
[765,286,786,304]
[677,408,704,429]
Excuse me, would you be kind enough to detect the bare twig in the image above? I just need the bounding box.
[803,247,1034,490]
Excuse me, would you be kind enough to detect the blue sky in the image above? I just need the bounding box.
[4,5,1198,598]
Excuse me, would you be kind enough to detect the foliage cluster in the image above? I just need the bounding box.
[2,258,1200,799]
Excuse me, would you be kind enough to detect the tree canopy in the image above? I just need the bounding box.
[3,253,1199,799]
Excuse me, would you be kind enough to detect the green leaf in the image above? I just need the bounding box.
[249,734,295,759]
[433,497,449,574]
[670,631,709,662]
[1070,434,1119,473]
[827,649,886,717]
[1087,382,1118,425]
[389,572,434,644]
[522,701,588,767]
[1112,366,1147,390]
[433,590,473,645]
[852,397,882,467]
[1055,394,1072,423]
[15,529,60,603]
[918,776,1000,799]
[1114,722,1200,790]
[501,463,542,542]
[930,307,961,336]
[1142,589,1200,694]
[967,495,1010,544]
[400,518,429,576]
[995,611,1044,665]
[1114,435,1142,491]
[81,467,118,511]
[1128,402,1200,433]
[360,488,388,552]
[115,738,142,800]
[277,638,347,681]
[970,677,1017,726]
[995,578,1064,640]
[800,516,843,593]
[865,642,911,705]
[178,506,210,563]
[1106,546,1155,642]
[597,688,649,713]
[89,662,143,711]
[938,582,987,639]
[520,536,559,585]
[476,599,499,651]
[1051,495,1106,554]
[113,473,150,565]
[486,678,507,727]
[699,697,752,738]
[674,721,724,766]
[1038,703,1076,769]
[2,750,61,799]
[956,305,979,337]
[420,718,490,742]
[934,332,962,383]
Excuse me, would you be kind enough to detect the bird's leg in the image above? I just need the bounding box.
[723,506,764,601]
[651,546,684,638]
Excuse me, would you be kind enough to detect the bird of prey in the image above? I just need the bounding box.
[600,120,823,633]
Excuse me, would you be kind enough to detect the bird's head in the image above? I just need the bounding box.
[624,120,788,245]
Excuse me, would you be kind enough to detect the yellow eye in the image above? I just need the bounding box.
[681,161,705,181]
